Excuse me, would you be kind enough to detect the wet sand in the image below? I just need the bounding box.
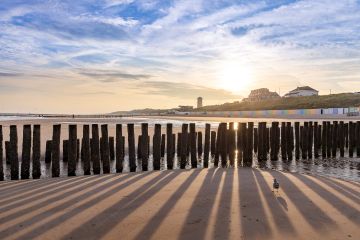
[0,168,359,240]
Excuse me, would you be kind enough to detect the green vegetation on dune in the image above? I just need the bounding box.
[196,93,360,111]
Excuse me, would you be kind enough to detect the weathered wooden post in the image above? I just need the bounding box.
[172,133,176,156]
[180,124,188,169]
[204,123,210,168]
[128,124,136,172]
[349,122,354,157]
[308,121,313,159]
[51,124,61,177]
[153,124,161,170]
[109,137,115,160]
[219,123,227,167]
[10,125,19,180]
[63,140,68,162]
[77,139,80,161]
[281,122,287,160]
[339,121,345,157]
[166,123,174,169]
[101,125,111,174]
[137,136,142,159]
[326,121,332,157]
[5,141,10,164]
[345,123,349,149]
[197,131,203,157]
[214,124,221,167]
[82,125,91,175]
[286,122,293,161]
[91,124,101,174]
[115,124,124,173]
[321,121,327,158]
[245,122,254,167]
[45,140,52,163]
[294,122,300,160]
[0,125,3,181]
[270,122,279,161]
[140,123,149,171]
[238,123,247,165]
[161,134,166,158]
[68,124,77,176]
[228,122,236,166]
[254,128,258,155]
[356,121,360,157]
[190,123,197,168]
[211,130,216,156]
[314,122,318,158]
[21,125,31,179]
[332,121,338,157]
[302,122,308,159]
[177,132,181,156]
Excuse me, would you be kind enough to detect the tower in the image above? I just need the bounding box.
[197,97,203,108]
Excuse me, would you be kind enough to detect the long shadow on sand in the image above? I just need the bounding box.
[253,169,296,235]
[178,168,224,240]
[268,171,337,232]
[133,169,202,240]
[59,170,180,240]
[239,168,272,239]
[292,173,360,224]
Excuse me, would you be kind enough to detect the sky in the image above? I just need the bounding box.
[0,0,359,114]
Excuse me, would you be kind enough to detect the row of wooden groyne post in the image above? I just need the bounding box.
[0,121,360,181]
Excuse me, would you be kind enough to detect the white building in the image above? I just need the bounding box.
[284,86,318,97]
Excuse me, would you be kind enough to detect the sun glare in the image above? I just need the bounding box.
[217,63,254,94]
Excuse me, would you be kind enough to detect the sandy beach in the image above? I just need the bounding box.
[0,168,359,240]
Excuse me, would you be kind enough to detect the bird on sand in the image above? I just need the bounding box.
[273,178,280,193]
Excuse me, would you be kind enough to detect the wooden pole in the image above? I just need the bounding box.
[321,121,327,158]
[68,124,77,176]
[177,132,181,157]
[82,125,91,175]
[302,122,308,159]
[166,123,174,169]
[109,137,115,160]
[51,124,61,178]
[286,122,293,161]
[339,121,345,157]
[211,131,216,156]
[180,124,188,169]
[190,123,197,168]
[45,140,52,163]
[128,124,136,172]
[0,125,3,181]
[326,121,332,157]
[219,123,227,167]
[356,121,360,157]
[101,124,110,174]
[197,131,203,157]
[332,121,338,158]
[281,122,287,160]
[228,122,235,166]
[10,125,19,180]
[91,124,101,175]
[204,123,210,168]
[308,121,313,159]
[140,123,149,171]
[115,124,123,173]
[314,122,318,158]
[63,140,68,162]
[161,134,166,158]
[294,122,300,160]
[21,125,31,179]
[254,128,258,155]
[153,124,161,170]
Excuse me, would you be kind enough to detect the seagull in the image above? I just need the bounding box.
[273,178,280,193]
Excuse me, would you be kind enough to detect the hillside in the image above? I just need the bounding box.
[196,93,360,111]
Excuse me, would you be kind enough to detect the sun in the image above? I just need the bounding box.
[217,62,254,94]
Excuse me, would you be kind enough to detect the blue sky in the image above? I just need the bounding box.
[0,0,359,113]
